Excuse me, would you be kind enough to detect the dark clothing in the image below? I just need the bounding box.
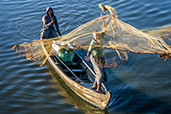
[41,14,60,32]
[41,27,58,39]
[41,7,60,39]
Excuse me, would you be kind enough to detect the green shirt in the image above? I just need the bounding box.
[88,33,105,57]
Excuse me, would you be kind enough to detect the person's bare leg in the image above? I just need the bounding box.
[92,80,97,89]
[96,84,100,91]
[96,84,105,94]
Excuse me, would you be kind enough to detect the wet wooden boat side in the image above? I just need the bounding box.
[40,38,111,109]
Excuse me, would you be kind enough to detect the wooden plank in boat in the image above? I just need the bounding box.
[63,69,85,73]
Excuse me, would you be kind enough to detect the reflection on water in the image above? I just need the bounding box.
[106,65,171,113]
[114,53,171,105]
[45,61,108,114]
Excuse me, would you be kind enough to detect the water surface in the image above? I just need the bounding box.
[0,0,171,113]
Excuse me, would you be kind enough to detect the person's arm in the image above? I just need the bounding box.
[101,14,107,36]
[85,40,95,61]
[85,51,92,61]
[42,15,53,28]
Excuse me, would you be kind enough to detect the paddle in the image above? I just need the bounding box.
[48,12,55,28]
[48,12,61,36]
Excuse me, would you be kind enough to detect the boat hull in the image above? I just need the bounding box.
[41,39,111,109]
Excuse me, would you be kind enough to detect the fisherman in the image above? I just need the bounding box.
[41,7,62,39]
[85,15,107,94]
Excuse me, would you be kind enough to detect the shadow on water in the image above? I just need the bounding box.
[45,50,171,113]
[45,60,109,114]
[106,66,171,113]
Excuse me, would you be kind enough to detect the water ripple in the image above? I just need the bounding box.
[0,0,171,113]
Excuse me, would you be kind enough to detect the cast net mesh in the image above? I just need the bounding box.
[13,4,171,67]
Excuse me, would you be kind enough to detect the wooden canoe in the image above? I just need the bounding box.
[41,38,111,110]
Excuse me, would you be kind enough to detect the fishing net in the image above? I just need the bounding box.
[13,4,171,67]
[142,24,171,45]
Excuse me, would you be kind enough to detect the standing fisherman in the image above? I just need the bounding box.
[41,7,62,39]
[85,15,107,93]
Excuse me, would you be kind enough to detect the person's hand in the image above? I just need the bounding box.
[85,56,90,61]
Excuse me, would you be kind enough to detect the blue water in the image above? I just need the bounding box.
[0,0,171,113]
